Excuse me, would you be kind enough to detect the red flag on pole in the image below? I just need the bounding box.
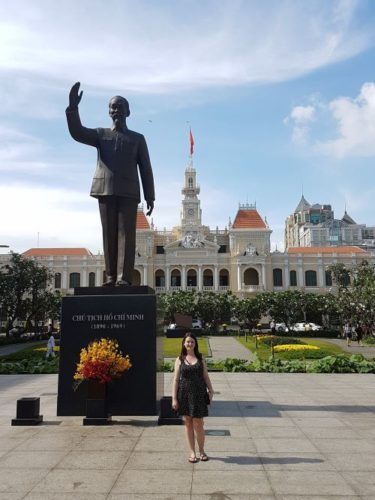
[189,128,194,155]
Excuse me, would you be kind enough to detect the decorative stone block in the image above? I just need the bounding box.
[11,397,43,426]
[158,396,182,425]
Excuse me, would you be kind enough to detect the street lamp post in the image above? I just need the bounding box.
[0,245,9,332]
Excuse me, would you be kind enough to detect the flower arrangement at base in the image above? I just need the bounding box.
[73,338,132,390]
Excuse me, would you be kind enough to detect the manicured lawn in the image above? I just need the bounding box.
[1,337,209,361]
[237,335,348,361]
[0,344,59,361]
[163,337,209,358]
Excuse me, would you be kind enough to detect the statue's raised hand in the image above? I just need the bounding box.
[69,82,83,109]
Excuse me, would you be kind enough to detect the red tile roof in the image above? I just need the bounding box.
[136,209,150,230]
[23,248,93,257]
[232,209,267,229]
[288,246,366,254]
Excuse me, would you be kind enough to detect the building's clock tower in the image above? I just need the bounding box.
[181,159,202,231]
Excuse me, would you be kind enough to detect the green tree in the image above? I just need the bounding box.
[0,253,61,336]
[329,260,375,329]
[264,290,307,328]
[234,295,263,329]
[158,291,197,324]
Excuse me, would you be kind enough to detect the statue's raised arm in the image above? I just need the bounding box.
[69,82,83,109]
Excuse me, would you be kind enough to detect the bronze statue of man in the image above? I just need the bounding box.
[66,82,155,286]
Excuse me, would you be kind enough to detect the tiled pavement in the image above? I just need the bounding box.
[1,372,375,499]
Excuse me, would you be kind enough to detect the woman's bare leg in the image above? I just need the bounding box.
[193,418,206,455]
[184,416,196,458]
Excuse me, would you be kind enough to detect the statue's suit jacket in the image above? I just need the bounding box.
[66,107,155,203]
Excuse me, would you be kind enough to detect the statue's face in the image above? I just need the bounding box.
[109,97,129,126]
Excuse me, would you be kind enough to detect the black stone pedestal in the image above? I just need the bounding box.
[83,399,112,425]
[57,286,163,416]
[12,397,43,426]
[158,396,182,425]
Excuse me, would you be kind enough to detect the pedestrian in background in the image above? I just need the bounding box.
[356,324,364,346]
[344,322,352,347]
[46,334,55,359]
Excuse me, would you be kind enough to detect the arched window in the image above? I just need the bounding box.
[273,268,283,287]
[187,269,197,287]
[342,271,351,286]
[69,272,80,288]
[54,273,61,289]
[171,269,181,287]
[188,177,193,188]
[305,270,317,287]
[88,272,95,287]
[325,270,332,287]
[219,269,229,286]
[290,270,297,286]
[203,269,213,287]
[132,269,141,286]
[155,269,165,287]
[244,268,259,286]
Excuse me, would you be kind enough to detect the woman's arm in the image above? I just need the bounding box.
[202,358,214,401]
[171,357,181,411]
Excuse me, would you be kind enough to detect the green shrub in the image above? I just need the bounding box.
[307,355,375,373]
[222,358,249,372]
[276,349,332,360]
[0,356,59,374]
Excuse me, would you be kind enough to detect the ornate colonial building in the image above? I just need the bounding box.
[15,159,375,296]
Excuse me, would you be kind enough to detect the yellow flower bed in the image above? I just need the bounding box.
[35,346,60,352]
[256,335,277,341]
[273,344,319,353]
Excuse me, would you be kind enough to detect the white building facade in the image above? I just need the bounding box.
[7,160,373,297]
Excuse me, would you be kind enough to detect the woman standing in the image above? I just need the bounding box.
[172,332,214,463]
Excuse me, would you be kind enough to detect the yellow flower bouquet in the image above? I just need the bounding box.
[74,338,132,389]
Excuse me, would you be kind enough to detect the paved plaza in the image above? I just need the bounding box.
[1,370,375,499]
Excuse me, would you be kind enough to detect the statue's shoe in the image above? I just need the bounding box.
[116,279,132,286]
[103,279,116,287]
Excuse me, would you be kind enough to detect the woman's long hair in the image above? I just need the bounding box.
[179,332,202,361]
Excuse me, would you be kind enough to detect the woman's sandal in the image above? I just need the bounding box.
[199,453,209,461]
[188,455,198,463]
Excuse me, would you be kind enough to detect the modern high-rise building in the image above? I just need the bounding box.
[285,195,375,250]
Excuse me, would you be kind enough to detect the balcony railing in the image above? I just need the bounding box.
[242,284,264,292]
[154,285,230,293]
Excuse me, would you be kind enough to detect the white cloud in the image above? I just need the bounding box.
[338,185,375,215]
[316,82,375,157]
[285,82,375,157]
[0,126,48,170]
[0,183,102,252]
[285,105,316,144]
[290,106,315,124]
[0,0,371,95]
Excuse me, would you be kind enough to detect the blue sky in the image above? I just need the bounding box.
[1,0,375,253]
